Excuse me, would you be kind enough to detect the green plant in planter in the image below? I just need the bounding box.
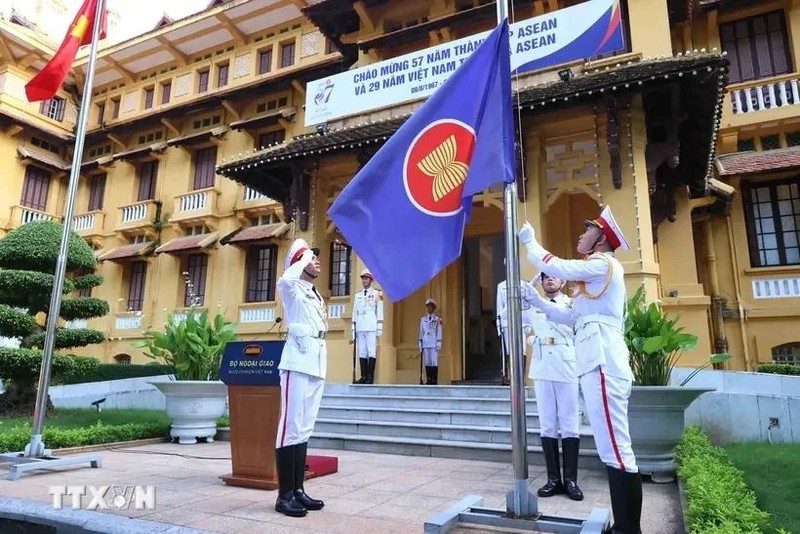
[625,285,730,386]
[133,310,238,381]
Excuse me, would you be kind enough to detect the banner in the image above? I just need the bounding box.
[305,0,624,126]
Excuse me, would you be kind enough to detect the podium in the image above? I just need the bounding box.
[218,341,283,489]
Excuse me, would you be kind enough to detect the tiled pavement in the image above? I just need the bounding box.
[0,442,683,533]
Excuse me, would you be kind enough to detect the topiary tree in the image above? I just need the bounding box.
[0,220,107,415]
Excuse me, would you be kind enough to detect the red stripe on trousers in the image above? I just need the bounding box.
[599,369,626,471]
[279,371,291,447]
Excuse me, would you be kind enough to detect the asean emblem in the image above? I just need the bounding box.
[404,119,476,217]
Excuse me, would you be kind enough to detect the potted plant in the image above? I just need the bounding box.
[134,309,237,444]
[624,285,730,480]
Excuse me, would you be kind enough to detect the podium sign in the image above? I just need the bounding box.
[219,340,285,490]
[219,341,283,386]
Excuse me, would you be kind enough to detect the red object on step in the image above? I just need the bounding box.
[305,455,338,479]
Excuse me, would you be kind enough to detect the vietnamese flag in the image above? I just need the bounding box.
[25,0,107,102]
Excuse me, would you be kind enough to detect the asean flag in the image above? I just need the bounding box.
[25,0,107,102]
[328,20,515,302]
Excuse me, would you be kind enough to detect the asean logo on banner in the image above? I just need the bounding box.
[403,119,476,217]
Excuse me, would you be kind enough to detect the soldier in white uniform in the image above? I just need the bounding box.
[350,269,384,384]
[419,298,443,385]
[497,274,536,386]
[526,273,583,501]
[519,206,642,534]
[274,238,327,518]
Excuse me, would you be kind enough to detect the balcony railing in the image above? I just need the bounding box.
[64,319,89,329]
[172,188,218,224]
[116,200,158,233]
[244,187,268,202]
[752,277,800,299]
[728,73,800,117]
[328,303,347,319]
[8,205,55,228]
[72,210,105,236]
[239,304,276,323]
[114,313,143,330]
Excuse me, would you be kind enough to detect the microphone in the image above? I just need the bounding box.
[266,316,282,334]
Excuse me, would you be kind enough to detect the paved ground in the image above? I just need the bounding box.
[0,442,683,533]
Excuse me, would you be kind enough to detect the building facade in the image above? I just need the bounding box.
[0,0,797,383]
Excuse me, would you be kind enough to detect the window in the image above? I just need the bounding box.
[96,102,105,125]
[761,134,780,150]
[20,166,51,211]
[161,81,171,104]
[39,97,65,121]
[772,342,800,365]
[198,70,209,93]
[280,41,295,68]
[193,147,217,190]
[258,48,273,74]
[743,178,800,267]
[144,87,154,109]
[720,11,791,84]
[138,161,158,201]
[87,173,106,211]
[184,254,208,307]
[217,63,229,88]
[114,354,132,365]
[329,242,351,297]
[257,130,285,148]
[738,138,755,152]
[111,98,120,119]
[127,261,147,311]
[245,246,278,302]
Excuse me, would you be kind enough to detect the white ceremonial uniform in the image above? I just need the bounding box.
[521,248,637,473]
[352,287,383,358]
[497,279,537,350]
[526,293,580,440]
[275,244,327,449]
[419,313,442,366]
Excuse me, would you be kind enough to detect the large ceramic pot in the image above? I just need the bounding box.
[151,381,228,445]
[628,386,711,479]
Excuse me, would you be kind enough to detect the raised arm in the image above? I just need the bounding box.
[277,249,314,299]
[518,222,608,283]
[520,280,575,326]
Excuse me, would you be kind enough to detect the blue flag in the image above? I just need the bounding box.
[328,20,515,302]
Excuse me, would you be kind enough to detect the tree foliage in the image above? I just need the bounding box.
[0,220,95,272]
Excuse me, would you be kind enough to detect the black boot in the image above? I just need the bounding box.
[537,437,564,497]
[606,466,642,533]
[431,366,439,385]
[366,358,376,384]
[275,446,306,517]
[356,358,368,384]
[425,366,433,385]
[562,437,584,501]
[293,442,324,511]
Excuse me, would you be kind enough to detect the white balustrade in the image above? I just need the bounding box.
[327,303,346,319]
[179,190,209,213]
[21,209,52,224]
[239,306,276,323]
[121,203,148,224]
[732,77,800,115]
[115,314,143,330]
[244,187,268,202]
[65,319,88,329]
[72,213,95,232]
[752,277,800,299]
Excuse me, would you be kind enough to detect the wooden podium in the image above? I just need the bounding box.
[218,341,284,489]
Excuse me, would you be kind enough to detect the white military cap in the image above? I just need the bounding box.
[585,206,630,251]
[360,269,373,279]
[284,238,320,270]
[425,298,437,307]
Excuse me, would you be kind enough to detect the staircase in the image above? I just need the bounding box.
[311,384,603,469]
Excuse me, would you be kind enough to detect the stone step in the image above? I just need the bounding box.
[321,393,539,412]
[313,419,596,449]
[309,432,604,469]
[317,405,544,428]
[324,383,533,399]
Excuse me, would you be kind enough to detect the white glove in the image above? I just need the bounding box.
[518,222,536,244]
[520,280,536,302]
[436,342,442,351]
[377,327,383,338]
[295,335,309,353]
[351,323,356,341]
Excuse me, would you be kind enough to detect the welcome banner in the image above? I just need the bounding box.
[304,0,624,126]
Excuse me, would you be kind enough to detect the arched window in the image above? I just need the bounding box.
[772,343,800,365]
[114,354,132,365]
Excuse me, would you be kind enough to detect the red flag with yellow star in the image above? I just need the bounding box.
[25,0,107,102]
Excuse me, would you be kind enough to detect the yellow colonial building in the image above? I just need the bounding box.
[0,0,798,383]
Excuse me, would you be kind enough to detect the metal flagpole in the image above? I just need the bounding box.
[1,0,106,480]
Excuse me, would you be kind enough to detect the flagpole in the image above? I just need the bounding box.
[497,0,537,519]
[25,0,106,458]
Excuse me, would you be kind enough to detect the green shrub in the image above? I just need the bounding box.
[25,328,106,350]
[0,304,38,338]
[55,363,175,385]
[0,220,95,272]
[71,273,104,291]
[0,421,168,453]
[0,349,99,383]
[756,364,800,376]
[676,427,771,534]
[59,297,110,321]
